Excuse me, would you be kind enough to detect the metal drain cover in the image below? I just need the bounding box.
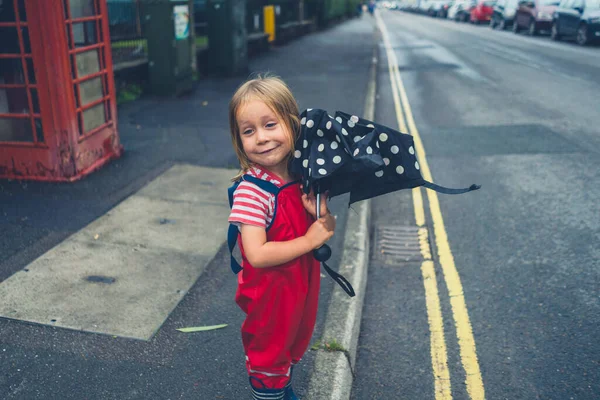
[373,225,424,264]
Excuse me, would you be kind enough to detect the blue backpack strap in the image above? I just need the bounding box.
[227,175,280,274]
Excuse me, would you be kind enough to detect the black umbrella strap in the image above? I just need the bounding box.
[322,261,355,297]
[423,181,481,195]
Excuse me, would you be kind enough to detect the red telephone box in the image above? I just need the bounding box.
[0,0,122,181]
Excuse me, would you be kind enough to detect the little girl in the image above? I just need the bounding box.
[227,75,336,399]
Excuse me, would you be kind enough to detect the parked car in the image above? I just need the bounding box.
[513,0,560,35]
[451,0,477,20]
[551,0,600,44]
[470,0,497,22]
[418,0,433,13]
[490,0,520,28]
[427,0,444,15]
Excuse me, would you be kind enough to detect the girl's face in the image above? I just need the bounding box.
[237,99,292,176]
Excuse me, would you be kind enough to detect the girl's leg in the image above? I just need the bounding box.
[284,365,299,400]
[238,268,306,390]
[250,377,286,400]
[289,260,321,364]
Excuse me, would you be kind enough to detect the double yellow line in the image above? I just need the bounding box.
[375,12,486,400]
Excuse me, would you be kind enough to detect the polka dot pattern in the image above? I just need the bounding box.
[290,109,426,202]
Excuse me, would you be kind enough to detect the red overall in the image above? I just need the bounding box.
[236,181,321,389]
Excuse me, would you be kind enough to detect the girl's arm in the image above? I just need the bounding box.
[240,215,335,268]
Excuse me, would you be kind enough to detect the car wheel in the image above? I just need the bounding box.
[576,23,589,46]
[550,21,561,41]
[499,18,506,30]
[528,19,537,36]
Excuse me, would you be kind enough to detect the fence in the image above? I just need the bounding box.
[107,0,147,68]
[107,0,209,68]
[105,0,356,100]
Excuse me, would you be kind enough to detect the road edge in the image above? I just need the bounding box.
[305,40,378,400]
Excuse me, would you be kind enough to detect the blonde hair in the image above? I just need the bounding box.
[229,74,301,181]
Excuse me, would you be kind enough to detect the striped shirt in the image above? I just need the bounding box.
[228,167,284,229]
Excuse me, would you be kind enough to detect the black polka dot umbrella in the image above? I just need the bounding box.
[291,109,480,203]
[291,109,480,297]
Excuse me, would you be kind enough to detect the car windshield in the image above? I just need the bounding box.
[586,0,600,9]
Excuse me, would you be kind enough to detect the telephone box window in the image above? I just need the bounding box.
[0,0,39,143]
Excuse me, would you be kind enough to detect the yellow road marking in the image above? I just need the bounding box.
[376,12,486,400]
[413,187,426,227]
[376,14,452,400]
[422,258,452,400]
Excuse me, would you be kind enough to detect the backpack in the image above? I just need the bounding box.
[227,174,280,274]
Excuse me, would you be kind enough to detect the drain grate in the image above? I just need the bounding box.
[373,225,425,264]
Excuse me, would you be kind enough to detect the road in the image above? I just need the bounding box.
[352,10,600,400]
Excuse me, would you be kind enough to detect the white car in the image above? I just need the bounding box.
[448,0,475,19]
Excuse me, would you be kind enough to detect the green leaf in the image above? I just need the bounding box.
[176,324,228,333]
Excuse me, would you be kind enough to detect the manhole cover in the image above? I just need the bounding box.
[373,225,426,264]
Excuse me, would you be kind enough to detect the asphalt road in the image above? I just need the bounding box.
[352,10,600,400]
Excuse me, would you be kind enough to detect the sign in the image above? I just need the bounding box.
[173,5,190,40]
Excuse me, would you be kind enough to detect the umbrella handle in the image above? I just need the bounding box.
[313,192,332,262]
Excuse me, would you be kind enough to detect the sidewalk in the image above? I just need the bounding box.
[0,16,376,399]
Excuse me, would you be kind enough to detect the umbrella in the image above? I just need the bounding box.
[291,109,480,297]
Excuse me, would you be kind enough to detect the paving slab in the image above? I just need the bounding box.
[0,165,234,340]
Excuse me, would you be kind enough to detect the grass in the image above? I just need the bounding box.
[310,339,346,352]
[111,36,208,51]
[195,36,208,48]
[117,83,143,105]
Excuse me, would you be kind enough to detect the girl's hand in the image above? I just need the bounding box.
[301,186,329,219]
[305,217,335,249]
